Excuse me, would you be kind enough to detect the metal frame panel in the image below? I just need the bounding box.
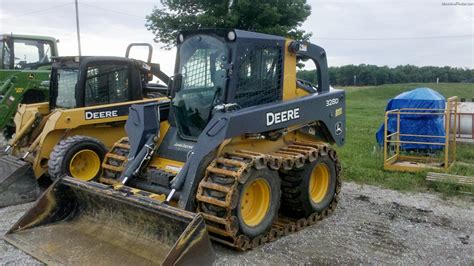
[383,96,458,172]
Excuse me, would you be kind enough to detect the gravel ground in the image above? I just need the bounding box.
[0,182,472,265]
[0,203,37,265]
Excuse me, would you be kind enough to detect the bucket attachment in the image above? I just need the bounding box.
[0,155,40,207]
[4,177,215,265]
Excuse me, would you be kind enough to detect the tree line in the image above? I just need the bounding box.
[146,0,311,48]
[146,1,472,87]
[297,65,474,86]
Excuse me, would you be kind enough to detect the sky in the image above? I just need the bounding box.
[0,0,473,75]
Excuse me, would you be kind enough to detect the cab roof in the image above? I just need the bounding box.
[0,33,57,43]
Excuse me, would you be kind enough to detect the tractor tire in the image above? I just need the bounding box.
[21,90,45,104]
[280,154,337,218]
[234,168,281,238]
[2,126,15,139]
[48,135,106,181]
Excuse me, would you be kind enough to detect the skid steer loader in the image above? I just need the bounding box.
[5,29,345,265]
[0,44,170,207]
[0,34,59,137]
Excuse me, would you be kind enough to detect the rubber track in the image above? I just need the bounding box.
[196,141,342,250]
[102,139,342,250]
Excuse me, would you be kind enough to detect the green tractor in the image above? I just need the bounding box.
[0,34,59,137]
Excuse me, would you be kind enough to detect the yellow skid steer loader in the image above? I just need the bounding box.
[0,43,170,207]
[5,29,345,265]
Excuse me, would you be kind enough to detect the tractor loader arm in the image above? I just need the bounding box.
[150,63,170,85]
[0,70,51,134]
[0,75,13,95]
[119,102,161,184]
[125,102,162,159]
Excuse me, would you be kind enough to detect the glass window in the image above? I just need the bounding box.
[172,35,228,139]
[235,47,283,108]
[296,57,319,92]
[56,68,79,108]
[1,39,12,69]
[13,39,53,70]
[180,39,227,90]
[84,64,130,106]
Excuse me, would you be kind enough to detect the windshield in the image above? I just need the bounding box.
[172,35,229,139]
[55,68,78,108]
[13,38,53,70]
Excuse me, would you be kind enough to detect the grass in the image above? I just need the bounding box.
[336,83,474,195]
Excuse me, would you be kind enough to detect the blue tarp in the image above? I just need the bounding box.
[375,88,446,150]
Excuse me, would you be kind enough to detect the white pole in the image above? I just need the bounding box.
[75,0,82,56]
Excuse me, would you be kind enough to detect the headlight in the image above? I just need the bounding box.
[227,30,236,41]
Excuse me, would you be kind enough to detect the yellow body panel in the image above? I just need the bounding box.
[51,98,160,129]
[213,130,325,161]
[282,39,310,101]
[150,157,185,174]
[221,136,286,156]
[148,121,185,172]
[13,97,168,178]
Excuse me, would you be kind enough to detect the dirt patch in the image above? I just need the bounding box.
[0,183,472,264]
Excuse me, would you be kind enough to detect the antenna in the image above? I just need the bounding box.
[75,0,82,56]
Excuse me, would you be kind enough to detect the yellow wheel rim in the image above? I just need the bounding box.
[309,163,330,204]
[240,178,271,227]
[69,149,100,181]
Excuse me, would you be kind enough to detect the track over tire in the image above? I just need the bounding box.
[201,167,281,239]
[48,135,107,181]
[280,151,338,218]
[197,151,283,246]
[197,144,341,250]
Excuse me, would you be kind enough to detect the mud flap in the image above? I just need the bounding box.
[0,155,40,208]
[4,177,215,265]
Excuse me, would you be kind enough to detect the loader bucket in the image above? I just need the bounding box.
[4,177,215,265]
[0,155,40,207]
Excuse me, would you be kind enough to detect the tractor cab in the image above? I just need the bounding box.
[0,34,59,137]
[170,29,286,140]
[0,34,58,70]
[167,29,332,159]
[49,54,169,111]
[50,56,145,110]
